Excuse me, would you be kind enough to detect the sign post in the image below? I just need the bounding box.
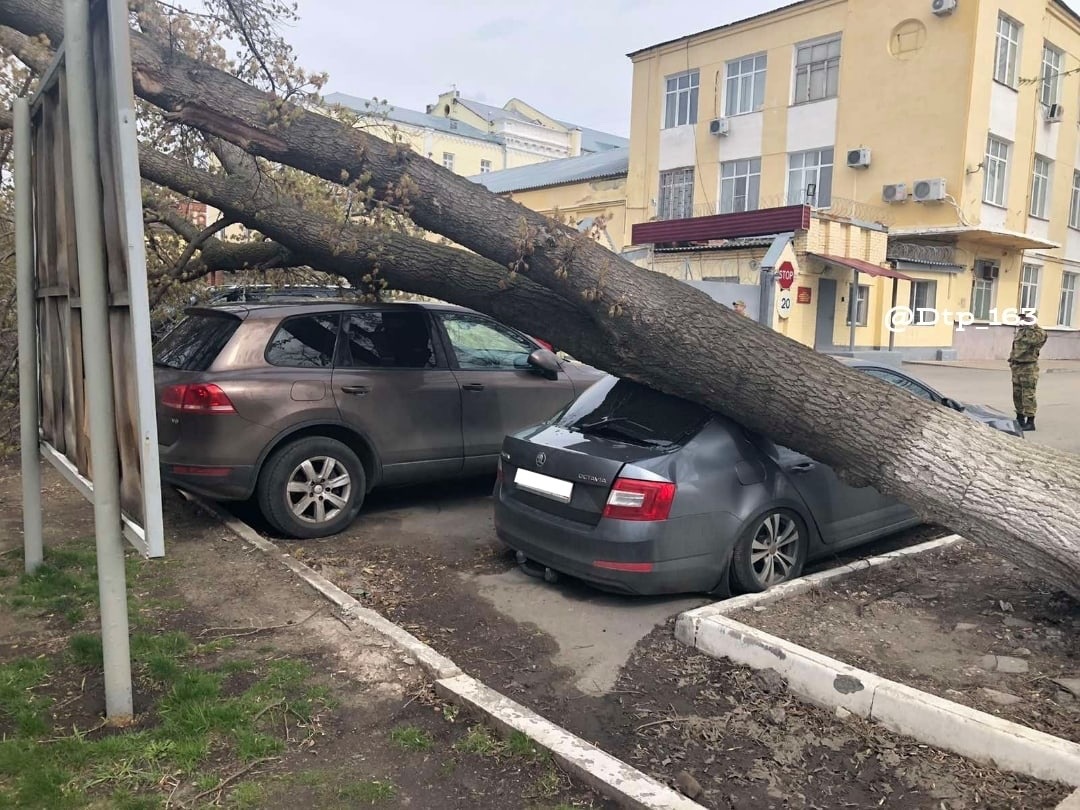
[16,0,164,724]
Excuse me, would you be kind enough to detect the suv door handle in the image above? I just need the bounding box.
[341,385,370,395]
[788,462,815,474]
[462,383,485,391]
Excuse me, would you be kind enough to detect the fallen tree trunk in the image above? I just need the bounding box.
[5,0,1080,598]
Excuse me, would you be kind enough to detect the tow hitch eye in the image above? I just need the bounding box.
[516,551,559,583]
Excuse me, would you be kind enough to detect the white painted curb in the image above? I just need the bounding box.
[1057,787,1080,809]
[682,533,963,621]
[182,491,703,809]
[436,674,704,810]
[676,612,1080,787]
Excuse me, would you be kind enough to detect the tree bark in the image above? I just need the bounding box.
[5,0,1080,598]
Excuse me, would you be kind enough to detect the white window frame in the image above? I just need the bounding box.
[994,14,1022,87]
[719,157,762,214]
[1070,171,1080,229]
[787,148,834,208]
[658,167,695,220]
[793,34,841,105]
[984,135,1010,207]
[909,280,938,324]
[663,70,699,129]
[479,159,492,173]
[442,152,455,171]
[972,277,996,320]
[1041,42,1063,108]
[1059,271,1078,327]
[1031,155,1052,219]
[1020,263,1041,312]
[846,283,869,327]
[725,53,767,116]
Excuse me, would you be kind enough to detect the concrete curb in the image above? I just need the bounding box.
[436,674,705,810]
[182,491,703,809]
[674,539,1080,788]
[682,533,963,621]
[1057,787,1080,809]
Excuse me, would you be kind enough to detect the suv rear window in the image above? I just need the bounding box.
[153,313,240,371]
[555,377,712,448]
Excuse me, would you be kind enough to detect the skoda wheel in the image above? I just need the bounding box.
[257,436,365,539]
[731,509,808,593]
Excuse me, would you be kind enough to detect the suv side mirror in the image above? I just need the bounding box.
[941,397,964,412]
[527,349,561,380]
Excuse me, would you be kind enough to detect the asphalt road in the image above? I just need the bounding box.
[268,362,1080,698]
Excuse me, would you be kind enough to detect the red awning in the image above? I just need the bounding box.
[809,253,914,281]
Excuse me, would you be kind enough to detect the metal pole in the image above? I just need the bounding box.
[63,0,133,724]
[15,99,43,575]
[889,277,898,352]
[849,268,858,353]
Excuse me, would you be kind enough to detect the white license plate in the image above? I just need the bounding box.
[514,468,573,503]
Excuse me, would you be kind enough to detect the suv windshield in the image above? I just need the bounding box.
[153,312,240,371]
[556,377,712,448]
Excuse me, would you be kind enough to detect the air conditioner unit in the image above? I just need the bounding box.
[1046,103,1064,123]
[847,148,872,169]
[978,262,1000,280]
[882,183,908,203]
[931,0,957,16]
[913,177,947,202]
[709,118,730,136]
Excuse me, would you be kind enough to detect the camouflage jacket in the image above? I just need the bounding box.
[1009,324,1048,364]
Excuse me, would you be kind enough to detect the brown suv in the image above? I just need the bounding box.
[153,301,603,538]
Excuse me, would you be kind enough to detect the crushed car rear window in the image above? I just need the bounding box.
[153,313,240,371]
[557,377,712,447]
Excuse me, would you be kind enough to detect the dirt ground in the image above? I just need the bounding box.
[275,519,1073,808]
[0,464,613,809]
[733,541,1080,746]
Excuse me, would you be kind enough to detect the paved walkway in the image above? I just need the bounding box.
[905,359,1080,373]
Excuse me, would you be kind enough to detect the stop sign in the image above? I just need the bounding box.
[777,261,795,290]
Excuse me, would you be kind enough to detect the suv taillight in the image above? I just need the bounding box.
[602,478,676,522]
[161,383,236,414]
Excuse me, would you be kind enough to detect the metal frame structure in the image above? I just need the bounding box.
[16,0,164,721]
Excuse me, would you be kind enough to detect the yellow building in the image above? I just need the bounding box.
[323,90,628,179]
[468,149,629,252]
[623,0,1080,360]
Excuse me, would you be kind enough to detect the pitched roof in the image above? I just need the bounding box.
[322,92,628,153]
[322,93,502,142]
[468,147,629,193]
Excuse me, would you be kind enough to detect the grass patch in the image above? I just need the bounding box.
[390,725,434,752]
[508,730,548,762]
[336,779,395,803]
[0,630,331,808]
[454,725,505,756]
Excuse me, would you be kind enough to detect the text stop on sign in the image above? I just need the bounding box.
[777,261,795,290]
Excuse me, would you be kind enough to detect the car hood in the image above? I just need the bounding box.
[957,402,1023,435]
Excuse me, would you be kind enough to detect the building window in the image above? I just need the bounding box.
[443,152,455,171]
[719,158,761,214]
[910,280,938,324]
[1041,42,1063,107]
[846,283,869,327]
[983,135,1010,206]
[658,167,694,220]
[1031,155,1052,219]
[480,159,492,173]
[787,148,834,208]
[972,278,995,320]
[1020,264,1041,312]
[1070,172,1080,229]
[794,35,841,104]
[664,70,699,128]
[1059,272,1078,327]
[994,14,1021,87]
[725,54,767,116]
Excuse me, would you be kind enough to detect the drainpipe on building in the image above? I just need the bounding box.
[759,268,776,328]
[849,267,859,353]
[889,277,898,351]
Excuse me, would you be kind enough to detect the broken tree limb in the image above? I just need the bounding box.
[4,0,1080,598]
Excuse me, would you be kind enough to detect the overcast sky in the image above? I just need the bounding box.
[285,0,1080,139]
[283,0,793,137]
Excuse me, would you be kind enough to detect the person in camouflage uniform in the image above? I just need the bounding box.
[1009,311,1048,431]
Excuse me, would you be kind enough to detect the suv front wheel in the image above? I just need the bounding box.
[257,436,366,538]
